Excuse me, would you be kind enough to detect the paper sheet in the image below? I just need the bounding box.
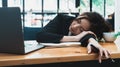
[40,42,81,47]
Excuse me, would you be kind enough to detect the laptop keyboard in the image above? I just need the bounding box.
[24,42,37,47]
[24,40,44,53]
[24,40,38,46]
[24,41,37,49]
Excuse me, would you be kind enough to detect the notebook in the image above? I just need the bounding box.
[0,7,44,54]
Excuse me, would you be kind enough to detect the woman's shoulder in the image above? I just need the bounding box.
[57,13,76,19]
[58,13,76,20]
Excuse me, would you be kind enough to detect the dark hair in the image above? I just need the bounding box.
[80,12,112,40]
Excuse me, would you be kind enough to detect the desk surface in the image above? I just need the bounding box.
[0,42,120,66]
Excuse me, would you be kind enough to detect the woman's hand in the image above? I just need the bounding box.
[87,38,110,63]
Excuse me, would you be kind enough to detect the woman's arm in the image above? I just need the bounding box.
[60,31,96,42]
[37,31,93,43]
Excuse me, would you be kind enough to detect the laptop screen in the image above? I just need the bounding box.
[0,7,25,54]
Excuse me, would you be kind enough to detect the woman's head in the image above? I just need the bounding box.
[69,16,91,35]
[69,12,112,40]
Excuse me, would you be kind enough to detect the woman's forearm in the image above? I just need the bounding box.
[60,31,94,42]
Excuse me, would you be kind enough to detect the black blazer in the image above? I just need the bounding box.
[36,14,75,43]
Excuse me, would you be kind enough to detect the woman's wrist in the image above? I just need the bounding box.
[88,38,102,48]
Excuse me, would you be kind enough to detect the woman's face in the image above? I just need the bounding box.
[69,17,91,35]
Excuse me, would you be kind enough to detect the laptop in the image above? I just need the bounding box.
[0,7,44,54]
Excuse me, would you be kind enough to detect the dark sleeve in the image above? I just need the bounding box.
[36,32,63,43]
[36,14,75,43]
[79,34,96,47]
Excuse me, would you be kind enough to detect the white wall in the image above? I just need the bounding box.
[115,0,120,33]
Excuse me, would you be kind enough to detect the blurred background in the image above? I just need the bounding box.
[0,0,115,28]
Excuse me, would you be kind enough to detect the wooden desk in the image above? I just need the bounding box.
[0,42,120,66]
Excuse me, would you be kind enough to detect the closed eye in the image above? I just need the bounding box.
[80,27,84,32]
